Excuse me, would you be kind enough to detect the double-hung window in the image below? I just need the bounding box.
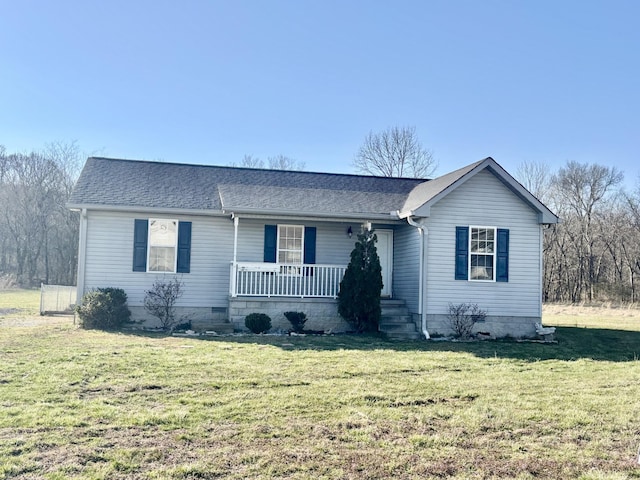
[148,219,178,272]
[277,225,304,274]
[470,226,495,281]
[455,225,509,282]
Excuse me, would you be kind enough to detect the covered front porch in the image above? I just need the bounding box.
[228,215,395,299]
[229,262,347,298]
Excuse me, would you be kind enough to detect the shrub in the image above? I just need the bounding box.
[144,278,184,332]
[174,320,192,331]
[245,313,272,334]
[284,311,307,333]
[76,287,131,330]
[338,228,383,332]
[447,302,487,339]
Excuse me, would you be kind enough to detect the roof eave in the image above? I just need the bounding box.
[66,203,227,217]
[224,206,398,222]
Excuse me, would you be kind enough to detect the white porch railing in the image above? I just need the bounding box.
[230,262,346,298]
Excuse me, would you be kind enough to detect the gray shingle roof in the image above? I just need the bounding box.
[69,156,559,223]
[68,157,426,217]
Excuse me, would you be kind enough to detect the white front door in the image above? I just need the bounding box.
[376,230,393,297]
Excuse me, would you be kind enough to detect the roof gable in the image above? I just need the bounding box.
[399,157,559,224]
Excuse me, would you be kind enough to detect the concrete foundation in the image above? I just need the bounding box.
[425,313,539,338]
[229,297,350,332]
[129,306,227,330]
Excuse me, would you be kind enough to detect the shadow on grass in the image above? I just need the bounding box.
[119,326,640,363]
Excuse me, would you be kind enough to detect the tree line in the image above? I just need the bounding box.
[518,160,640,304]
[0,142,81,287]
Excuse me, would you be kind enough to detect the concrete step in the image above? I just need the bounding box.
[380,314,413,324]
[380,306,410,317]
[191,319,234,334]
[379,298,420,340]
[380,299,407,307]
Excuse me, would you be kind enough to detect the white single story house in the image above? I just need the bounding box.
[68,156,558,339]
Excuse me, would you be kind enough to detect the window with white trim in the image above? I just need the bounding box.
[469,226,496,281]
[278,225,304,274]
[148,218,178,272]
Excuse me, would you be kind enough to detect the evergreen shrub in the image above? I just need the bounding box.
[284,311,307,333]
[76,287,131,330]
[245,313,272,334]
[338,228,383,332]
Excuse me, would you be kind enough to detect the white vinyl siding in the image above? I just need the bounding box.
[424,169,541,317]
[392,224,421,313]
[83,210,234,307]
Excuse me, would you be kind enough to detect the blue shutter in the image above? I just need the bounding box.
[455,226,469,280]
[264,225,277,263]
[133,219,148,272]
[177,221,192,273]
[303,227,316,276]
[496,228,509,282]
[303,227,316,264]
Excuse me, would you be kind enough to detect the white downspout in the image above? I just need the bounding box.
[405,215,430,340]
[232,214,239,264]
[230,214,239,297]
[539,224,544,320]
[76,208,88,306]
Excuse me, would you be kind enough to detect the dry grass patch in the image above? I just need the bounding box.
[544,303,640,331]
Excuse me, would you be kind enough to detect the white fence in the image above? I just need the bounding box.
[40,284,77,314]
[231,262,346,298]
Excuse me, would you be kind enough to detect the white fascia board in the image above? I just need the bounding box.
[224,208,399,223]
[66,203,229,217]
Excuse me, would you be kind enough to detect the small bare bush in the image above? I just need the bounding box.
[144,278,184,331]
[447,302,487,339]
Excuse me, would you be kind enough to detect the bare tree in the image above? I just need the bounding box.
[550,161,623,301]
[353,126,437,178]
[229,155,265,169]
[516,160,551,202]
[267,154,305,171]
[228,154,305,171]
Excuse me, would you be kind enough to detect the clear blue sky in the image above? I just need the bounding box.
[1,0,638,184]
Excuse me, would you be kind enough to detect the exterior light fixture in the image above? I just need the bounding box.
[347,226,353,238]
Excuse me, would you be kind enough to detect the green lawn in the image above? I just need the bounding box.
[1,294,639,479]
[0,289,40,317]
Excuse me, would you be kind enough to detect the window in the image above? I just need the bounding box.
[278,225,304,264]
[133,219,191,273]
[455,226,509,282]
[470,227,495,281]
[263,224,316,272]
[148,219,178,272]
[278,225,304,274]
